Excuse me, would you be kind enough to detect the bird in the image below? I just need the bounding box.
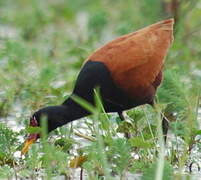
[22,18,174,154]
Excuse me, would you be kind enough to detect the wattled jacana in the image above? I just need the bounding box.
[22,19,174,154]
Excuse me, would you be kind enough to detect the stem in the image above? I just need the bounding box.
[155,107,165,180]
[74,131,96,142]
[13,160,18,180]
[68,122,73,138]
[80,168,83,180]
[93,112,112,180]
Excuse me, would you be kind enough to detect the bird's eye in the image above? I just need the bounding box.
[30,116,38,127]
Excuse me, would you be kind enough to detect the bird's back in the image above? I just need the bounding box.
[87,19,174,97]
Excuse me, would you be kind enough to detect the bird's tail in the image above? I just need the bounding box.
[155,18,174,31]
[134,18,174,45]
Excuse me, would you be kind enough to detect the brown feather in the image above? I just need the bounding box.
[86,19,174,97]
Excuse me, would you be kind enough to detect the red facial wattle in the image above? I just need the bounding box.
[21,116,40,155]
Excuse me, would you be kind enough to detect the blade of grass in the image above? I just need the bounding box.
[154,105,165,180]
[40,116,52,180]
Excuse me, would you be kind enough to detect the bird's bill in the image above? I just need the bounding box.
[21,134,38,155]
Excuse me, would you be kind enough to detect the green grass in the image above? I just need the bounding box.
[0,0,201,179]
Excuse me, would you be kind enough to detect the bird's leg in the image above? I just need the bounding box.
[150,102,169,143]
[118,111,131,138]
[161,113,169,143]
[118,111,125,121]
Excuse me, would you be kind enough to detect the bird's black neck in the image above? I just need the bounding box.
[62,96,90,122]
[37,97,90,132]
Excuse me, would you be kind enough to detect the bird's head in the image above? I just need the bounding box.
[21,115,40,155]
[21,106,69,155]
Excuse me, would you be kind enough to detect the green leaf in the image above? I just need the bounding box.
[195,130,201,135]
[54,138,74,152]
[129,137,153,149]
[0,165,14,178]
[116,121,133,133]
[26,127,42,134]
[142,161,173,180]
